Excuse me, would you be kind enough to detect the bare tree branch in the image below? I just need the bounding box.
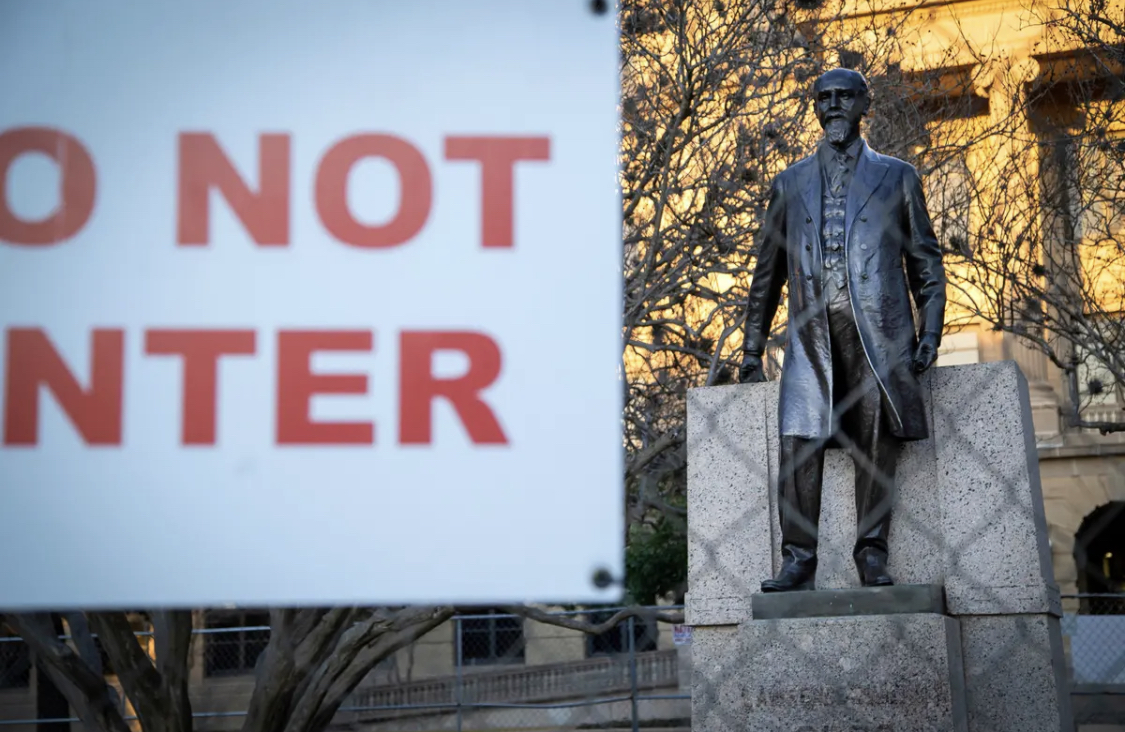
[501,604,684,633]
[3,614,129,732]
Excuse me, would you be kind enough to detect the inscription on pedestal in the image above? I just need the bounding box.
[748,680,936,707]
[792,726,894,732]
[693,615,968,732]
[742,681,948,731]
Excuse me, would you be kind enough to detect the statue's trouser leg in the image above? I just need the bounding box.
[851,410,899,556]
[825,295,901,558]
[778,435,826,554]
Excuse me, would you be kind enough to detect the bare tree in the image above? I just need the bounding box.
[948,0,1125,432]
[3,608,452,732]
[619,0,1125,573]
[1,604,685,732]
[617,0,1017,570]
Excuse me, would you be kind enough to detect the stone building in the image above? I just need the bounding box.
[820,0,1125,604]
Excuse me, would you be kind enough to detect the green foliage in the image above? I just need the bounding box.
[624,514,688,605]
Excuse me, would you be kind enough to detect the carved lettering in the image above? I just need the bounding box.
[791,724,894,732]
[749,682,933,708]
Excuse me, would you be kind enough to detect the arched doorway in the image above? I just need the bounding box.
[1074,501,1125,614]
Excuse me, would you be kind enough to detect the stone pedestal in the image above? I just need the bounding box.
[686,362,1073,732]
[694,612,968,732]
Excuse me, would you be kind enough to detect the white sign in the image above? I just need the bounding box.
[0,1,622,609]
[672,625,693,645]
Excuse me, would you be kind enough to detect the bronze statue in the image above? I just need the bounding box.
[739,68,947,592]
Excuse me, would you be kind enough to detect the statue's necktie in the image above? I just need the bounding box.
[828,151,850,197]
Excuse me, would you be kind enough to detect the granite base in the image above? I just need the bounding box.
[686,363,1074,731]
[692,614,968,732]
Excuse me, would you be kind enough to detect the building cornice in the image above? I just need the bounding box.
[1038,441,1125,460]
[822,0,1057,24]
[798,0,1123,73]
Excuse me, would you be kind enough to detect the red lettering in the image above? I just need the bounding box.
[145,330,256,445]
[399,331,507,445]
[177,133,290,246]
[444,136,550,248]
[276,331,374,445]
[0,127,96,246]
[3,328,124,445]
[314,134,431,248]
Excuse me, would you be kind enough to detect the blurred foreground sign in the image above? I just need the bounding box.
[0,1,622,608]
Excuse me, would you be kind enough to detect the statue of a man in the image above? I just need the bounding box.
[739,68,947,592]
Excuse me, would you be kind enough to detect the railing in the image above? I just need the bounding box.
[341,613,688,732]
[1077,404,1125,436]
[8,599,1119,729]
[0,608,691,732]
[351,649,679,710]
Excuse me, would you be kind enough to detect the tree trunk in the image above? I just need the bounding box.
[3,614,131,732]
[36,616,70,732]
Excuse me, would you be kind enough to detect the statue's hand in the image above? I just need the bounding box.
[739,352,767,384]
[912,332,939,374]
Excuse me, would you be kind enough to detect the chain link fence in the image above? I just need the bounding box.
[1,329,1123,732]
[0,635,31,691]
[338,610,687,732]
[0,608,692,732]
[2,599,1124,730]
[1,368,1123,732]
[1064,595,1125,686]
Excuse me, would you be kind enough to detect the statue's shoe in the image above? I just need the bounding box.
[855,548,894,587]
[760,546,817,593]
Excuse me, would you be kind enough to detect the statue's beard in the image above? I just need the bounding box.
[824,118,855,145]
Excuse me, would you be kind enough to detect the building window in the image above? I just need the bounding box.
[586,611,658,657]
[1074,339,1125,431]
[0,626,31,689]
[838,48,866,71]
[458,610,525,666]
[203,611,270,677]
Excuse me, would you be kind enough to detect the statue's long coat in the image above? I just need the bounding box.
[742,141,947,441]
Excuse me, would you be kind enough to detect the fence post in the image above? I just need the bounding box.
[628,615,639,732]
[455,615,463,732]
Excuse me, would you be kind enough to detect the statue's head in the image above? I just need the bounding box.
[812,68,871,146]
